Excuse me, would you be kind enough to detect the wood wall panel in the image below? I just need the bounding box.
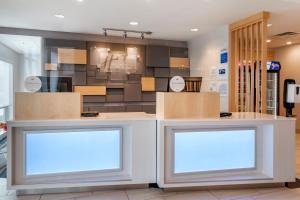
[74,86,106,96]
[141,77,155,92]
[58,48,87,64]
[229,12,270,113]
[170,57,190,68]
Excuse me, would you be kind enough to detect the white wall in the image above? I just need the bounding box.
[188,25,229,112]
[272,44,300,130]
[0,36,43,120]
[0,42,21,120]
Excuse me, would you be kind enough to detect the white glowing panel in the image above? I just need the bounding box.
[25,129,121,176]
[174,129,256,174]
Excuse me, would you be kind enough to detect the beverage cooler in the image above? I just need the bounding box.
[266,61,281,115]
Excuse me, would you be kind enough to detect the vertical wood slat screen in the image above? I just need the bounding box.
[229,12,270,113]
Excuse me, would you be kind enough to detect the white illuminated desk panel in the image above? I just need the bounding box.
[7,113,156,191]
[157,112,296,188]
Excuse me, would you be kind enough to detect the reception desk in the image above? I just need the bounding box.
[7,112,296,193]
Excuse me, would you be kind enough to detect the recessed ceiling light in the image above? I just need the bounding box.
[267,23,272,27]
[129,21,139,26]
[266,39,271,43]
[54,14,65,19]
[286,41,292,45]
[77,0,84,2]
[191,28,199,32]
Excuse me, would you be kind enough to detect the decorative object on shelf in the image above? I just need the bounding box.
[170,76,185,92]
[184,77,202,92]
[24,76,42,93]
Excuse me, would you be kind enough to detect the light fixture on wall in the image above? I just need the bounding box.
[102,28,152,39]
[286,41,292,45]
[266,39,271,43]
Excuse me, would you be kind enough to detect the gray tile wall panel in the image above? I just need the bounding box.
[143,105,156,114]
[170,68,190,77]
[58,65,86,72]
[73,72,87,85]
[155,78,169,92]
[87,77,107,85]
[87,71,96,77]
[110,72,127,81]
[154,68,170,78]
[106,94,124,102]
[83,96,106,103]
[106,106,126,112]
[126,105,143,112]
[144,67,155,76]
[95,71,108,80]
[142,92,156,102]
[50,71,86,85]
[127,74,141,82]
[124,83,142,102]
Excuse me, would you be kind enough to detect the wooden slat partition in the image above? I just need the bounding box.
[229,12,270,113]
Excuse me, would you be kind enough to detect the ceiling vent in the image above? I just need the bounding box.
[272,32,300,38]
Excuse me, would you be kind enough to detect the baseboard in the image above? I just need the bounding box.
[17,184,150,196]
[163,183,285,192]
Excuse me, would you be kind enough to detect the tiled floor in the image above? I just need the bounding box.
[1,179,300,200]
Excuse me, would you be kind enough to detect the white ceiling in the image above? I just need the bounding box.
[0,0,300,41]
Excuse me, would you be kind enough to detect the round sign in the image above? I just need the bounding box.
[170,76,185,92]
[24,76,42,92]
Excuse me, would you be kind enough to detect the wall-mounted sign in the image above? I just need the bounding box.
[220,49,228,64]
[267,61,281,71]
[24,76,42,92]
[218,64,228,79]
[170,76,185,92]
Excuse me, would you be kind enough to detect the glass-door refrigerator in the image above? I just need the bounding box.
[266,61,281,115]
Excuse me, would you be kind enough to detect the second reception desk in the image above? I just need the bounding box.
[7,112,295,191]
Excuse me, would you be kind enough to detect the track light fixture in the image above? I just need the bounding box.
[103,29,107,37]
[123,31,127,38]
[102,28,152,39]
